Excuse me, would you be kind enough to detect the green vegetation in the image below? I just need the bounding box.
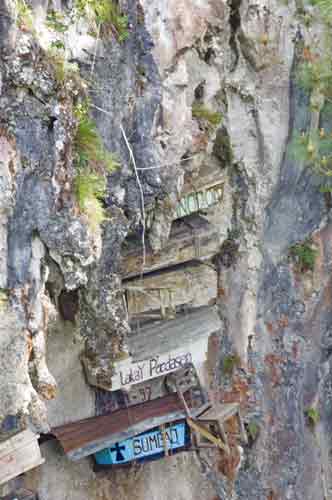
[247,421,260,442]
[74,169,106,231]
[15,0,34,31]
[192,104,223,127]
[75,0,129,41]
[0,289,8,309]
[309,0,332,19]
[290,129,332,177]
[305,407,320,427]
[296,53,332,98]
[46,49,81,86]
[222,353,241,375]
[289,239,318,272]
[46,10,68,33]
[74,102,120,172]
[50,40,66,50]
[73,101,120,230]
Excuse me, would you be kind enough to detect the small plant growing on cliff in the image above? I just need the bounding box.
[296,50,332,98]
[290,129,332,179]
[289,239,318,272]
[247,420,260,443]
[74,169,106,230]
[15,0,34,31]
[73,100,119,230]
[0,289,8,309]
[309,0,332,20]
[192,104,223,127]
[74,103,120,172]
[46,10,68,33]
[46,49,81,87]
[305,407,320,427]
[222,353,241,375]
[75,0,129,41]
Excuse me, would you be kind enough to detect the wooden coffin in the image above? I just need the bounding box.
[106,306,221,391]
[125,262,217,321]
[145,163,225,227]
[121,214,220,279]
[0,430,44,486]
[53,392,203,461]
[94,420,190,467]
[175,180,224,219]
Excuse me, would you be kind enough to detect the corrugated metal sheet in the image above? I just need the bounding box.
[53,392,194,461]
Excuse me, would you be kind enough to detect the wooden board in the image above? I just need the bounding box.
[186,418,228,452]
[0,430,44,486]
[121,215,220,279]
[198,403,240,422]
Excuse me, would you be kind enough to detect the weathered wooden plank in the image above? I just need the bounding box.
[0,429,38,457]
[0,431,44,485]
[125,263,217,319]
[121,215,220,279]
[199,403,240,422]
[186,418,228,452]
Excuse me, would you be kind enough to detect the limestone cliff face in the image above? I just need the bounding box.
[0,0,331,499]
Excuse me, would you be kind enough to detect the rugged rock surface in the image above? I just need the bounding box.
[1,0,332,499]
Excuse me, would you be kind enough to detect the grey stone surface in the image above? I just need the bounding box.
[2,0,332,498]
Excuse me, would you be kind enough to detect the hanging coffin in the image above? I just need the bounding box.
[88,305,221,392]
[52,391,206,461]
[0,429,44,485]
[124,262,218,322]
[94,420,190,467]
[121,214,220,279]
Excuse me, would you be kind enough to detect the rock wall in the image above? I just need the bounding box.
[1,0,332,499]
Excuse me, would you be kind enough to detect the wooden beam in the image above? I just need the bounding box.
[186,418,229,453]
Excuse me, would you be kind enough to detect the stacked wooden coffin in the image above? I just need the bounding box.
[0,429,44,486]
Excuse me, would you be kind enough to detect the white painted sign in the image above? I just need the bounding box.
[111,337,208,391]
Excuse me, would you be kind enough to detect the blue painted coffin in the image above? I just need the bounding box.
[94,421,190,465]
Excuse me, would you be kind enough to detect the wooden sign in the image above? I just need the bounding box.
[0,429,44,485]
[94,421,190,466]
